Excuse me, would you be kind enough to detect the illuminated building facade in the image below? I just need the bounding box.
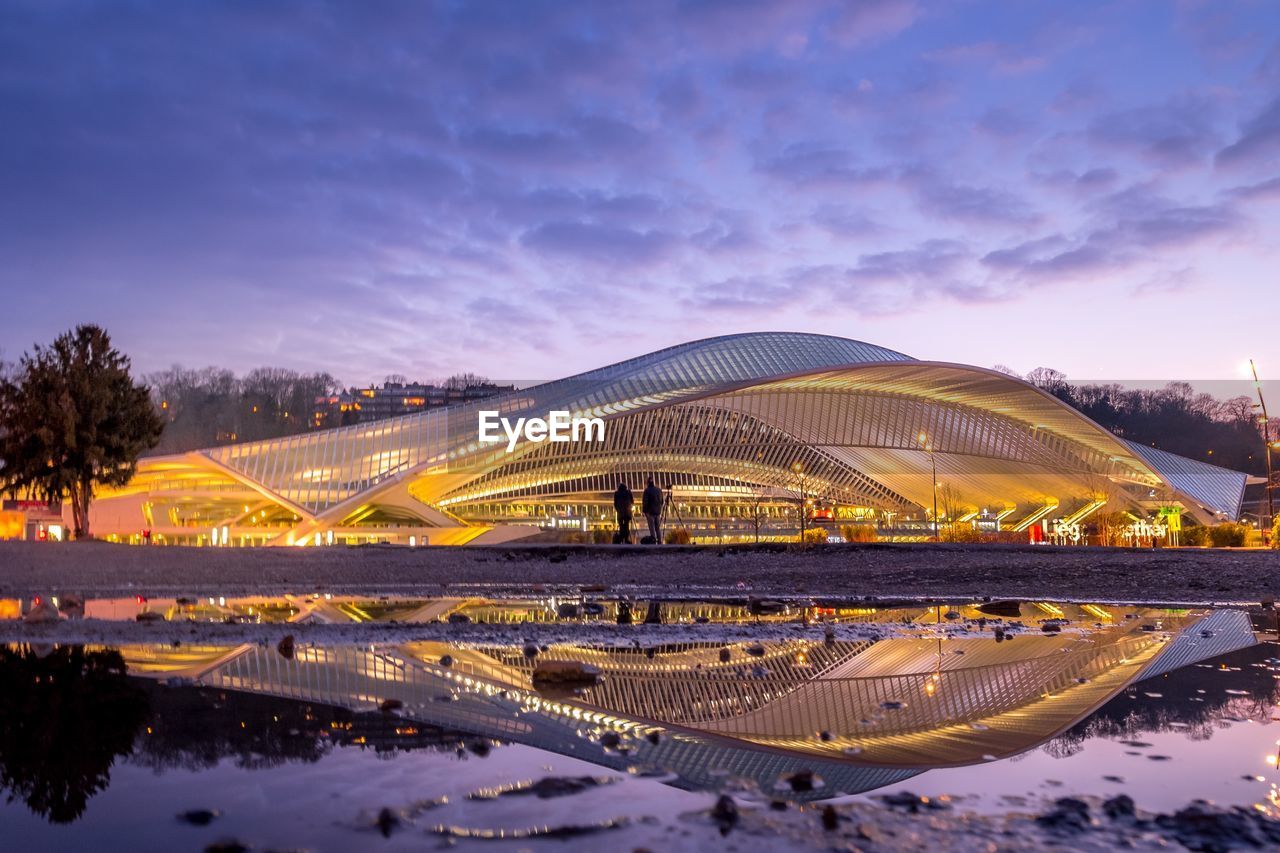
[312,380,516,429]
[86,333,1250,546]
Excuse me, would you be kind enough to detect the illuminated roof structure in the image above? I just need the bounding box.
[88,332,1250,545]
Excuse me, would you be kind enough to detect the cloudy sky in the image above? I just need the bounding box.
[2,0,1278,384]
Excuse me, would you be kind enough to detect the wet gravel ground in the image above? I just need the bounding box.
[687,793,1280,851]
[677,792,1280,852]
[1,539,1278,602]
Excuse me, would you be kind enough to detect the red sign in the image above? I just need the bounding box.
[2,499,63,512]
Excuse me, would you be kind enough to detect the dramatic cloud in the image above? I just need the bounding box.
[1216,96,1280,170]
[1,0,1278,381]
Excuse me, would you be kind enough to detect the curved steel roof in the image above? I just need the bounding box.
[187,332,1247,523]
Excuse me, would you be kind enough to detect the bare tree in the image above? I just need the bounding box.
[1026,367,1068,392]
[1221,395,1254,422]
[746,488,771,543]
[443,372,489,390]
[937,483,968,541]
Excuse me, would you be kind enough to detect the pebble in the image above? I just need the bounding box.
[1035,797,1092,833]
[376,806,400,837]
[710,794,738,836]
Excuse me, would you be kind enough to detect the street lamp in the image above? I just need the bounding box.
[1249,359,1275,546]
[919,431,938,542]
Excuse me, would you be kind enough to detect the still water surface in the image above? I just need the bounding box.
[1,598,1277,850]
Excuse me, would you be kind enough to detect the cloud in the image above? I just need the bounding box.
[1228,175,1280,202]
[924,40,1047,75]
[982,234,1121,280]
[841,240,998,312]
[682,273,808,314]
[1088,95,1225,167]
[979,187,1239,285]
[757,144,893,187]
[1050,78,1105,114]
[976,107,1034,138]
[905,170,1041,225]
[1216,96,1280,170]
[1,0,1279,379]
[824,0,919,48]
[848,239,970,284]
[520,221,679,265]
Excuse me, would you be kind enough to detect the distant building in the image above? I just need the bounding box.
[0,499,66,541]
[312,380,515,429]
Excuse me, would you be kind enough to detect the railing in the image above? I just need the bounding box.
[407,491,471,526]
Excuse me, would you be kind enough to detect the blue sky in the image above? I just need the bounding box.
[2,0,1278,384]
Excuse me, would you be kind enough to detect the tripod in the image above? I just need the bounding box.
[661,485,685,539]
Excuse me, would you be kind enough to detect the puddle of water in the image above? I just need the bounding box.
[8,592,1278,628]
[0,601,1277,850]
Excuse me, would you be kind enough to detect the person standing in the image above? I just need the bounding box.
[613,482,634,543]
[642,476,664,543]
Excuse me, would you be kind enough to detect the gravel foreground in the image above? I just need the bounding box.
[681,792,1280,852]
[1,539,1278,602]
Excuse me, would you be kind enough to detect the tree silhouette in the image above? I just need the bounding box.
[0,645,149,823]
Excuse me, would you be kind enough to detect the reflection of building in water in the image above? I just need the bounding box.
[115,605,1257,799]
[4,593,1186,630]
[1045,641,1280,758]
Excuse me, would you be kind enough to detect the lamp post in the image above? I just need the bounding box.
[791,461,807,543]
[1250,359,1275,545]
[919,431,938,542]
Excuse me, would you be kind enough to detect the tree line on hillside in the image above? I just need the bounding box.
[145,365,340,453]
[144,366,495,453]
[1013,366,1267,476]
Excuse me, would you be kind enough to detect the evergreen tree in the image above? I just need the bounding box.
[0,325,163,539]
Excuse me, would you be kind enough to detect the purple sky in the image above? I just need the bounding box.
[2,1,1278,385]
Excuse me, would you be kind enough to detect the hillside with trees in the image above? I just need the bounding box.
[144,366,497,453]
[145,366,340,454]
[1018,367,1267,476]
